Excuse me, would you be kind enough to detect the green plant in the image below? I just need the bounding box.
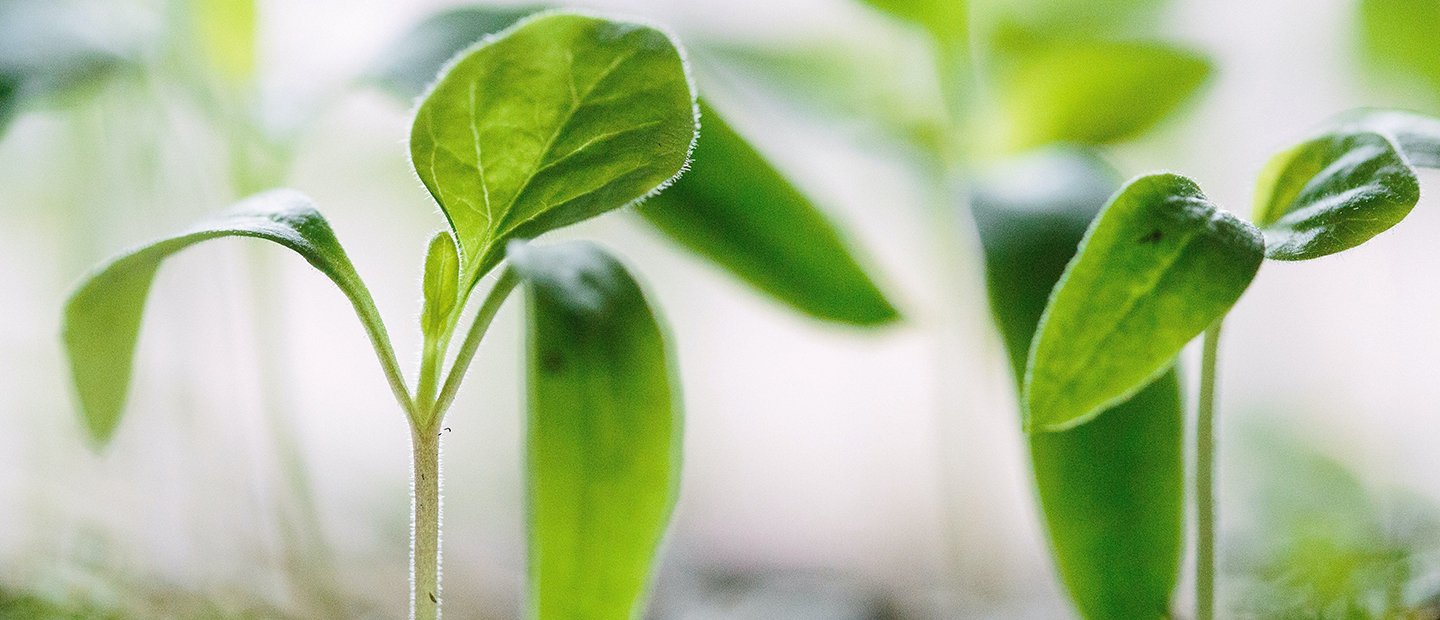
[63,11,709,619]
[1024,109,1440,620]
[371,2,1215,617]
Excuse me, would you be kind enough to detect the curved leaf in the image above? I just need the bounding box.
[369,5,541,99]
[410,11,698,289]
[991,39,1211,152]
[1024,173,1263,431]
[62,190,406,444]
[509,240,680,619]
[1336,108,1440,169]
[640,101,899,325]
[1253,130,1419,261]
[975,151,1183,619]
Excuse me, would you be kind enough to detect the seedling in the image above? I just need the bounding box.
[63,12,702,619]
[1024,109,1440,619]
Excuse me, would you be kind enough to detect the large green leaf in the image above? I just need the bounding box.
[370,5,542,99]
[1336,108,1440,169]
[62,190,406,444]
[1024,173,1263,431]
[410,11,698,290]
[510,240,681,619]
[1253,130,1419,261]
[974,151,1183,619]
[990,39,1210,152]
[640,101,899,325]
[1358,0,1440,96]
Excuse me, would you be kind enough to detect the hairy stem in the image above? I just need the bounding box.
[1196,321,1223,620]
[411,427,441,620]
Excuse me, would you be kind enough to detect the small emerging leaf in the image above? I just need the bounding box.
[975,151,1183,619]
[1336,108,1440,169]
[640,101,899,325]
[509,240,680,619]
[420,230,460,342]
[1025,173,1263,431]
[1253,130,1419,261]
[410,11,698,290]
[63,190,402,444]
[990,39,1211,152]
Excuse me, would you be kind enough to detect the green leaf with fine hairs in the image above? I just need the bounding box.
[410,11,698,291]
[640,101,899,325]
[1253,130,1419,261]
[509,240,680,619]
[974,151,1183,619]
[62,190,405,444]
[858,0,968,43]
[1335,108,1440,169]
[369,5,542,99]
[1025,173,1263,432]
[420,230,460,342]
[990,39,1210,152]
[1358,0,1440,96]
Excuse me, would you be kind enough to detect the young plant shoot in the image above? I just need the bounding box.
[1024,109,1440,620]
[63,11,700,619]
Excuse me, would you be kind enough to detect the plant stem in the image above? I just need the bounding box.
[1196,321,1223,620]
[411,426,442,620]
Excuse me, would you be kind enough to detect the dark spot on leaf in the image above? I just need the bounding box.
[428,592,437,603]
[1139,229,1164,244]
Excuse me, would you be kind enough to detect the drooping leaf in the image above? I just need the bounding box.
[640,101,899,325]
[974,151,1183,619]
[420,230,460,343]
[989,39,1211,152]
[1335,108,1440,169]
[858,0,968,44]
[1358,0,1440,96]
[1024,173,1263,431]
[188,0,257,87]
[1253,130,1419,261]
[509,240,681,619]
[62,190,406,444]
[410,11,698,290]
[369,5,541,99]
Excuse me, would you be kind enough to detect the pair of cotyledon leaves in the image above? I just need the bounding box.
[64,12,710,618]
[1024,110,1440,432]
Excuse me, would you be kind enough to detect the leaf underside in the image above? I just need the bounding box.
[639,101,899,325]
[510,240,681,619]
[975,150,1183,619]
[62,190,395,444]
[410,11,698,291]
[1024,172,1263,431]
[1254,129,1419,261]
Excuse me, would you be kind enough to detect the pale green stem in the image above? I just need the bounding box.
[411,427,441,620]
[1196,321,1223,620]
[431,269,519,421]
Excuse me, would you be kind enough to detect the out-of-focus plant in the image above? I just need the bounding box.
[1230,424,1440,618]
[0,1,130,135]
[367,2,1212,618]
[63,12,705,619]
[1024,109,1440,620]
